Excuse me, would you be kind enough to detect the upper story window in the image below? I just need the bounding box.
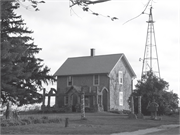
[93,75,99,86]
[67,76,73,86]
[118,71,123,84]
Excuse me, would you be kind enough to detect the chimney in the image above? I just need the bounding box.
[90,48,95,56]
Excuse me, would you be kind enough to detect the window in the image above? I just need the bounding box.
[85,96,90,107]
[64,96,68,105]
[119,92,123,106]
[67,76,73,86]
[93,75,99,86]
[119,71,123,84]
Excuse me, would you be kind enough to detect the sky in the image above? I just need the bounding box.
[15,0,179,104]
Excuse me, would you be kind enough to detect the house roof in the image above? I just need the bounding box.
[54,53,136,78]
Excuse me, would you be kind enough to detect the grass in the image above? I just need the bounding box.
[1,112,179,134]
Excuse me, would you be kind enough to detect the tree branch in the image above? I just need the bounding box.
[85,0,111,5]
[70,0,111,7]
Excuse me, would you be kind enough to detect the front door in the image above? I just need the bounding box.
[103,89,108,111]
[72,94,78,112]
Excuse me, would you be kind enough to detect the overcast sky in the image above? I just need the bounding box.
[15,0,179,99]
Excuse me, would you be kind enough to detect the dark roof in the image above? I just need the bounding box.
[54,53,136,77]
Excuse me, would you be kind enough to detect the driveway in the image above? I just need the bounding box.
[111,124,180,135]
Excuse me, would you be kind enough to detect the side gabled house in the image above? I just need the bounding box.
[54,49,136,112]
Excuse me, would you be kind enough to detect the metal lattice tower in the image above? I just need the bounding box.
[141,7,160,78]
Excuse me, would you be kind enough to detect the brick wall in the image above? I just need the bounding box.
[56,74,110,108]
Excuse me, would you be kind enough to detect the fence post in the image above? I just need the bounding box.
[137,96,144,119]
[81,92,86,120]
[131,96,134,114]
[128,96,137,119]
[65,118,69,127]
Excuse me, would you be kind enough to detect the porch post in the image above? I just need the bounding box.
[47,95,51,108]
[93,96,95,106]
[42,88,45,106]
[81,92,86,120]
[41,88,46,113]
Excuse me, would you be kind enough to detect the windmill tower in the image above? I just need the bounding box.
[141,6,160,78]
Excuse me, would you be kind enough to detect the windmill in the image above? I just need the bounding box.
[141,6,161,78]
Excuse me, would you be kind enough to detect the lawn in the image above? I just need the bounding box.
[1,112,179,134]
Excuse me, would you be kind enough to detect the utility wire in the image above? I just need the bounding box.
[123,0,152,25]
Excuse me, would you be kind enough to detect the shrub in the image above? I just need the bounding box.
[12,121,20,126]
[123,110,131,114]
[48,118,62,123]
[1,119,21,127]
[1,116,62,127]
[19,120,27,125]
[41,116,49,123]
[28,116,35,120]
[21,118,32,125]
[41,119,49,123]
[32,118,42,124]
[41,116,49,120]
[7,122,14,126]
[1,122,8,127]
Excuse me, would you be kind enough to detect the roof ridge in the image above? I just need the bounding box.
[68,53,123,59]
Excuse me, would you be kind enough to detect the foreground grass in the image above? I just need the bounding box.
[1,112,179,134]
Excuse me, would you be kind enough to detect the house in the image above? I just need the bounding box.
[53,49,136,112]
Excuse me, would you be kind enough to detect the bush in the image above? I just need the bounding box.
[28,116,35,120]
[109,110,124,114]
[123,110,131,114]
[32,118,42,124]
[12,121,20,126]
[1,119,21,127]
[48,118,62,123]
[41,116,49,120]
[19,120,27,125]
[1,122,8,127]
[1,116,62,127]
[21,118,32,125]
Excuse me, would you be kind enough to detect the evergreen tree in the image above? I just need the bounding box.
[128,70,179,115]
[1,0,55,106]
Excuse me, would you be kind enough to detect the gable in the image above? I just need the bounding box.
[109,54,136,78]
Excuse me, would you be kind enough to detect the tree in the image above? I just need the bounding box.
[1,0,55,106]
[128,70,179,115]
